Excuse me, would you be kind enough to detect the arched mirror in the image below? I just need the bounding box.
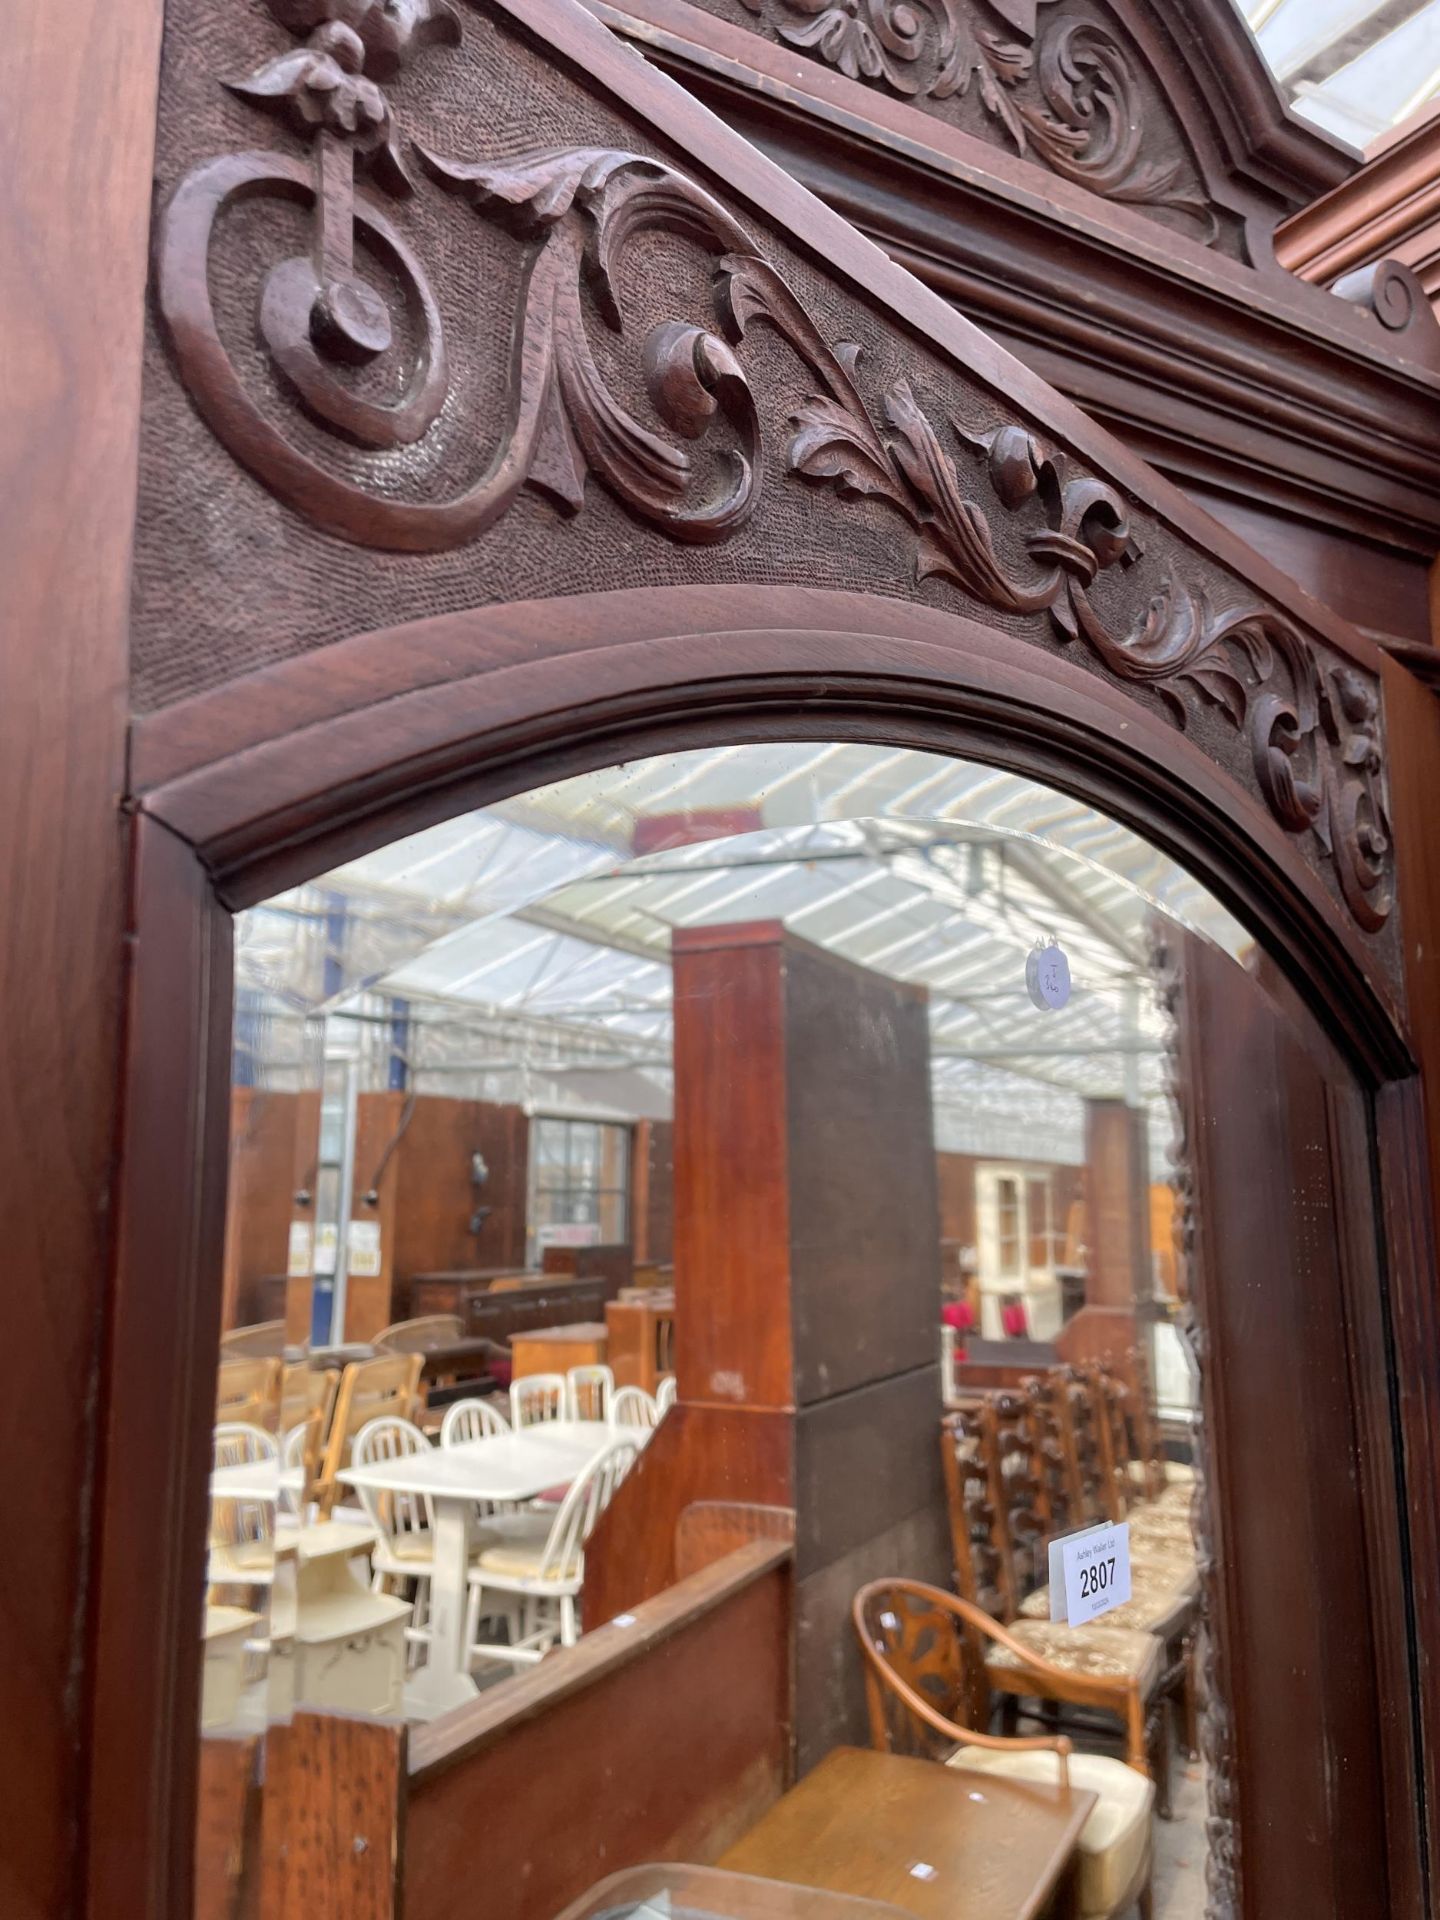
[197,738,1408,1920]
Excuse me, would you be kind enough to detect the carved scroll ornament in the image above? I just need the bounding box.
[155,0,1392,934]
[734,0,1214,237]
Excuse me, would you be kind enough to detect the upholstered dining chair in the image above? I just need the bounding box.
[854,1578,1155,1920]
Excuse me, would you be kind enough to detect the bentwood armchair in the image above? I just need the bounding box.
[854,1579,1155,1920]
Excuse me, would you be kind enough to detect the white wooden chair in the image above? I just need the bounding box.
[439,1397,511,1447]
[209,1423,278,1593]
[351,1415,444,1651]
[463,1437,639,1667]
[567,1364,614,1421]
[609,1385,658,1433]
[510,1372,567,1428]
[280,1423,312,1525]
[655,1374,677,1415]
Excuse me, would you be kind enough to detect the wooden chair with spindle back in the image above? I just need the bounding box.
[218,1320,287,1359]
[1051,1368,1109,1528]
[1083,1363,1135,1525]
[1073,1367,1196,1566]
[279,1362,338,1521]
[315,1352,424,1517]
[373,1313,463,1354]
[1023,1371,1078,1541]
[215,1357,281,1434]
[940,1408,1169,1785]
[853,1578,1156,1920]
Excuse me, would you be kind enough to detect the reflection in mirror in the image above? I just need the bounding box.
[198,740,1359,1920]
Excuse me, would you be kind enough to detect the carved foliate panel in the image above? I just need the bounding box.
[135,0,1394,950]
[674,0,1245,254]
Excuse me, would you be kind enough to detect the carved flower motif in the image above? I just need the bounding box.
[778,0,916,89]
[226,22,410,191]
[260,0,461,78]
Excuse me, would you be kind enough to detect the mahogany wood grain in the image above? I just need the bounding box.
[2,0,162,1912]
[90,820,235,1920]
[719,1746,1093,1920]
[1179,932,1396,1916]
[606,1297,677,1392]
[14,0,1436,1905]
[194,1737,260,1920]
[1081,1101,1151,1314]
[783,936,939,1403]
[673,922,794,1410]
[634,1118,676,1267]
[406,1546,792,1920]
[388,1097,530,1293]
[256,1715,406,1920]
[1377,651,1440,1870]
[221,1089,301,1330]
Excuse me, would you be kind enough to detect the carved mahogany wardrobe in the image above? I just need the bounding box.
[6,0,1440,1915]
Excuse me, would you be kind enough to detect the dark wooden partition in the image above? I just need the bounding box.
[588,922,948,1762]
[1176,931,1421,1914]
[407,1544,793,1920]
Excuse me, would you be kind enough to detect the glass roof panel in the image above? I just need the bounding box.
[236,744,1251,1174]
[1240,0,1440,147]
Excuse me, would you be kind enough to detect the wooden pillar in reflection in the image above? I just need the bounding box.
[285,1089,322,1347]
[1083,1097,1151,1310]
[588,920,947,1769]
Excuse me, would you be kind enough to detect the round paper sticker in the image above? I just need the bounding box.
[1026,942,1071,1011]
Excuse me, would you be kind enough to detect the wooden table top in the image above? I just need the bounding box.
[719,1748,1096,1920]
[511,1321,610,1342]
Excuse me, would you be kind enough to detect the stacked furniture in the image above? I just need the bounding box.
[940,1359,1198,1813]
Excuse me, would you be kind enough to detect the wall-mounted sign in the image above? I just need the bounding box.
[1048,1520,1132,1627]
[536,1222,603,1249]
[346,1218,383,1277]
[1026,940,1072,1011]
[314,1221,339,1276]
[286,1221,313,1278]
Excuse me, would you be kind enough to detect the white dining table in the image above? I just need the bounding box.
[210,1458,306,1505]
[339,1419,614,1715]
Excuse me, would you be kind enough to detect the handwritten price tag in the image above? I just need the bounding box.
[1048,1521,1132,1626]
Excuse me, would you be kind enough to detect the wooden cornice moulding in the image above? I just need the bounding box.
[1277,97,1440,305]
[139,0,1398,961]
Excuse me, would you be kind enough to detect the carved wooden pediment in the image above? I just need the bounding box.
[139,0,1394,955]
[593,0,1356,265]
